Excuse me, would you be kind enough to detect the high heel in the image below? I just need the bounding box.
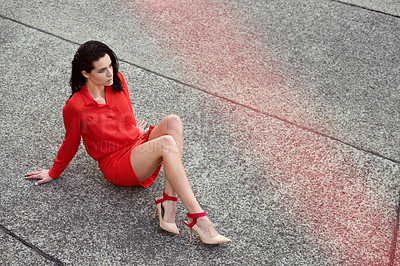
[183,212,231,244]
[153,192,179,234]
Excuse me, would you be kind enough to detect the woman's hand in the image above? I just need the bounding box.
[25,169,53,186]
[137,121,149,136]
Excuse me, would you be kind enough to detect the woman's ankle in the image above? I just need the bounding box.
[163,191,177,198]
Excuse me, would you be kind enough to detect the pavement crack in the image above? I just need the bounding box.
[0,14,79,46]
[0,224,64,265]
[328,0,400,19]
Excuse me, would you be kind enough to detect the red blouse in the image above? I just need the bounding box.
[48,72,140,179]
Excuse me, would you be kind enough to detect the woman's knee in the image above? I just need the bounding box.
[165,114,183,136]
[158,135,179,154]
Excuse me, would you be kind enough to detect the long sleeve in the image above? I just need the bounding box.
[48,99,82,179]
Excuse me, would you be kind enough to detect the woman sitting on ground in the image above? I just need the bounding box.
[25,40,230,245]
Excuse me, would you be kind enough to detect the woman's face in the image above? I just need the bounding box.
[82,53,114,87]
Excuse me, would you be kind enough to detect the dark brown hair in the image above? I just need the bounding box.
[70,41,122,97]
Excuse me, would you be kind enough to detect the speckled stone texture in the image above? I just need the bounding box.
[339,0,400,16]
[0,227,52,265]
[1,0,400,265]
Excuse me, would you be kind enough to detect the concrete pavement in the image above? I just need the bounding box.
[1,0,399,265]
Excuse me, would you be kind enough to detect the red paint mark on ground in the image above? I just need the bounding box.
[125,0,394,263]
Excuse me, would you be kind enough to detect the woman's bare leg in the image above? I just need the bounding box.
[145,115,185,224]
[147,115,183,199]
[131,136,200,210]
[130,117,219,238]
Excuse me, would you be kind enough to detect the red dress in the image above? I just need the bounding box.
[48,72,161,187]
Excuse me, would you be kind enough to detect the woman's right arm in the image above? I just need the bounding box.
[25,99,82,185]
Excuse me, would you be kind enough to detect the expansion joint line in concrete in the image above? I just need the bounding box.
[329,0,400,19]
[1,13,400,167]
[0,14,80,46]
[0,224,64,265]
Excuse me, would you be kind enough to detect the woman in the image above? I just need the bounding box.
[25,41,230,245]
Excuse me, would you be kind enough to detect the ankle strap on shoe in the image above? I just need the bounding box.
[184,212,207,228]
[154,192,178,204]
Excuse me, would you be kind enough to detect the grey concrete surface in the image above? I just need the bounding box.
[0,228,51,265]
[1,0,400,265]
[340,0,400,17]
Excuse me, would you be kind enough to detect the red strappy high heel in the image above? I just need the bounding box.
[153,192,179,234]
[184,212,231,244]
